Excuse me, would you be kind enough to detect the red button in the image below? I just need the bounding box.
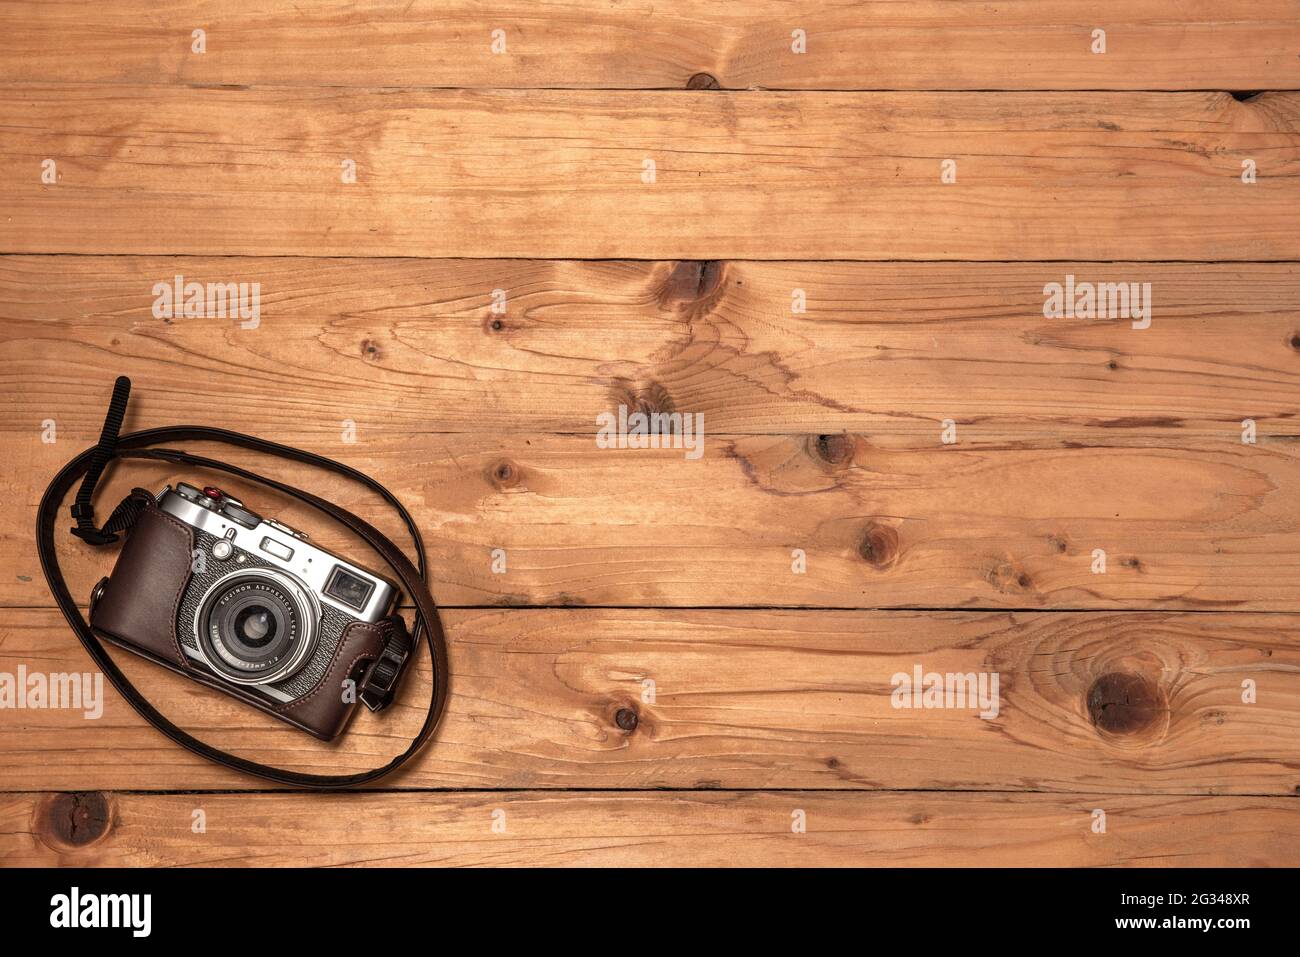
[202,486,224,500]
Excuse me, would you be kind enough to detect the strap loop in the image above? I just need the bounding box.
[359,616,412,712]
[69,375,132,544]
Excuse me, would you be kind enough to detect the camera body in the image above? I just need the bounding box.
[89,482,400,740]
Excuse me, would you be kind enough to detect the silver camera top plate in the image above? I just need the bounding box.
[157,485,399,624]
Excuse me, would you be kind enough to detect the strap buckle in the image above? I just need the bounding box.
[70,525,119,546]
[70,502,117,543]
[70,487,155,546]
[358,618,412,712]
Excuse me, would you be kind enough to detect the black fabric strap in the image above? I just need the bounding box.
[36,378,449,788]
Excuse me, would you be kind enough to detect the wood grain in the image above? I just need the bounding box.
[4,257,1299,440]
[4,88,1298,259]
[4,790,1294,866]
[7,430,1300,610]
[3,1,1298,91]
[2,607,1296,792]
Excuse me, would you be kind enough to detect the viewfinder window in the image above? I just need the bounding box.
[324,566,374,611]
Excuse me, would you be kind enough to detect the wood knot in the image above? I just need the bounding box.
[656,260,725,311]
[360,339,383,361]
[607,377,677,417]
[858,523,900,569]
[1201,710,1228,727]
[686,72,721,90]
[1087,673,1165,737]
[34,792,113,852]
[1289,333,1300,351]
[487,458,521,489]
[810,433,855,466]
[987,561,1033,594]
[484,316,507,333]
[614,707,639,732]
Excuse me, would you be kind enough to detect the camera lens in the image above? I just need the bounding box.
[196,571,317,685]
[233,605,276,647]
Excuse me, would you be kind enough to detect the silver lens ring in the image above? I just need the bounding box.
[194,568,320,686]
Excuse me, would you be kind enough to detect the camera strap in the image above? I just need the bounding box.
[36,376,449,788]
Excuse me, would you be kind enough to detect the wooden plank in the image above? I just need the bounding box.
[7,430,1300,610]
[2,1,1299,92]
[4,257,1298,440]
[4,88,1298,259]
[2,608,1296,792]
[4,790,1294,866]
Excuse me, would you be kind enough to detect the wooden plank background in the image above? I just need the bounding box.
[8,434,1300,610]
[5,88,1299,259]
[4,792,1293,867]
[1,1,1298,867]
[4,258,1299,439]
[3,0,1299,91]
[3,608,1298,793]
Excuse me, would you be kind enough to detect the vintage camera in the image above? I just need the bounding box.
[89,482,401,739]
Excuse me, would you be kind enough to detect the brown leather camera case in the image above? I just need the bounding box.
[89,502,389,740]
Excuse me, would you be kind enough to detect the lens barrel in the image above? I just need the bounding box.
[196,570,318,685]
